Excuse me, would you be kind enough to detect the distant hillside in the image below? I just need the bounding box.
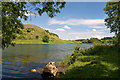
[13,24,66,44]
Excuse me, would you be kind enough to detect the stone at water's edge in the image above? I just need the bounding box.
[41,62,58,77]
[30,69,37,72]
[30,62,65,79]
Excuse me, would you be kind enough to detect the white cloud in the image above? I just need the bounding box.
[92,29,96,31]
[89,26,106,29]
[89,26,111,32]
[52,29,115,40]
[65,31,114,39]
[49,19,105,26]
[56,28,65,31]
[64,25,71,29]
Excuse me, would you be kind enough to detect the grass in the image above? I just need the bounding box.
[12,39,66,44]
[58,45,119,79]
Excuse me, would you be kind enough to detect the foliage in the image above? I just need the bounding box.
[59,45,119,78]
[104,2,120,46]
[75,39,88,43]
[60,45,84,65]
[27,28,32,32]
[74,37,117,44]
[88,38,100,43]
[45,30,49,33]
[42,35,49,43]
[2,2,66,49]
[2,2,26,48]
[50,33,59,38]
[101,37,113,40]
[35,35,39,39]
[112,36,118,45]
[60,53,72,66]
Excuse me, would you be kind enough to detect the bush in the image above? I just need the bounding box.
[27,28,31,32]
[36,35,39,39]
[61,53,72,66]
[17,30,23,34]
[45,30,49,33]
[42,35,49,42]
[61,45,104,65]
[49,32,59,38]
[27,28,34,32]
[88,38,99,43]
[61,45,84,65]
[112,37,118,45]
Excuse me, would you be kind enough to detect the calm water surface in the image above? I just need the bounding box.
[2,44,93,79]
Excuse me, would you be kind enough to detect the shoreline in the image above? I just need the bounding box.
[12,39,113,45]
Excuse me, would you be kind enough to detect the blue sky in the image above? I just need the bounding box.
[21,2,114,40]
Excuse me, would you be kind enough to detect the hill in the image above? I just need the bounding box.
[12,24,116,44]
[12,24,66,44]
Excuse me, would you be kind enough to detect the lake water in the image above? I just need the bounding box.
[2,44,93,79]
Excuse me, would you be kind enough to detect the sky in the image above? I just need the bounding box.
[21,2,115,40]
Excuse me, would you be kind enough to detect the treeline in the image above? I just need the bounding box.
[75,36,117,44]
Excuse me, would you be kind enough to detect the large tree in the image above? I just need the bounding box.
[1,2,66,49]
[104,1,120,46]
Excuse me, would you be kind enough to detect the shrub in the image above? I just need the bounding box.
[61,45,105,65]
[42,35,49,42]
[61,53,72,66]
[61,45,84,65]
[88,38,99,43]
[17,30,23,34]
[36,35,39,39]
[27,28,34,32]
[45,30,49,33]
[27,28,31,32]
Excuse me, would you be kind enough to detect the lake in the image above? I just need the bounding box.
[2,44,93,79]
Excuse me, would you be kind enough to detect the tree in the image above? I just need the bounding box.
[45,30,50,33]
[88,38,99,43]
[42,35,49,43]
[101,37,113,40]
[2,2,66,49]
[104,1,120,46]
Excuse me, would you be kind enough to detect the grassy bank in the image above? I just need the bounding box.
[12,39,84,44]
[58,45,119,79]
[12,39,114,45]
[12,39,66,44]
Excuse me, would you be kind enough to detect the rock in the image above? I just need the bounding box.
[30,62,66,79]
[30,69,37,72]
[41,62,58,78]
